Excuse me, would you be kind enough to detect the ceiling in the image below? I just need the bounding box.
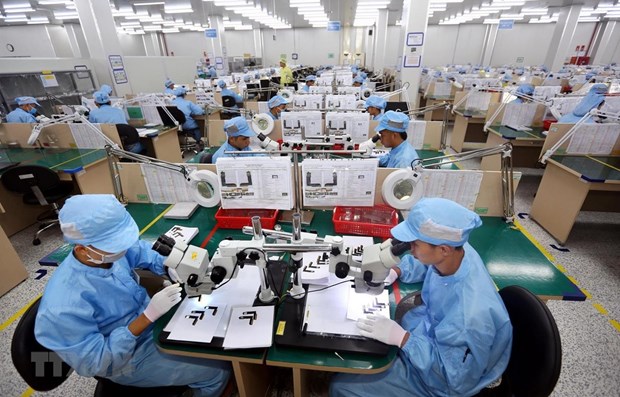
[0,0,618,32]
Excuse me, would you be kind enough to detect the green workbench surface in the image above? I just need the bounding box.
[550,155,620,182]
[488,125,547,140]
[0,147,106,172]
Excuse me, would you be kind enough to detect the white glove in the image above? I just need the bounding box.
[384,268,399,286]
[357,314,408,347]
[143,283,182,322]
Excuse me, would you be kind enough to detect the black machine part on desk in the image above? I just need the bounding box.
[274,282,390,356]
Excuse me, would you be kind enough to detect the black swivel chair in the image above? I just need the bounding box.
[11,297,190,397]
[475,285,562,397]
[115,124,146,156]
[220,96,239,120]
[1,165,74,245]
[158,106,197,155]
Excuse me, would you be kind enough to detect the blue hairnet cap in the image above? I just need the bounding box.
[501,74,512,82]
[268,95,289,109]
[164,78,174,88]
[93,91,110,104]
[360,72,368,79]
[391,198,482,246]
[224,116,255,138]
[100,84,113,95]
[589,83,608,95]
[15,96,40,106]
[305,75,317,82]
[59,194,139,253]
[243,75,251,82]
[255,72,260,79]
[173,87,186,96]
[516,84,534,96]
[217,80,226,88]
[364,95,387,110]
[585,72,595,80]
[270,68,276,74]
[351,66,359,73]
[375,111,409,133]
[353,76,364,84]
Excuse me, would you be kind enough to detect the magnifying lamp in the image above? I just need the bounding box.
[251,113,279,151]
[278,88,294,101]
[189,169,221,207]
[381,168,424,210]
[360,87,373,100]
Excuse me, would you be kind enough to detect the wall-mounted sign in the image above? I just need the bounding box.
[205,29,217,38]
[108,55,124,70]
[498,19,514,30]
[327,21,341,31]
[403,55,421,68]
[406,32,424,46]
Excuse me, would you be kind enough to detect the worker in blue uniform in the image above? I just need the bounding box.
[218,80,243,108]
[558,83,608,123]
[267,95,289,120]
[330,197,512,397]
[88,92,127,124]
[512,84,535,103]
[99,84,113,96]
[172,87,206,150]
[164,79,175,94]
[6,96,40,123]
[212,116,261,163]
[375,111,419,168]
[299,75,316,93]
[35,194,232,397]
[364,95,387,120]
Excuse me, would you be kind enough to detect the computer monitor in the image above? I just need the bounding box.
[385,102,410,113]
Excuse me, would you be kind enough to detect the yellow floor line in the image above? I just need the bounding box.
[138,205,173,235]
[593,303,608,316]
[20,387,34,397]
[0,295,41,332]
[513,220,619,333]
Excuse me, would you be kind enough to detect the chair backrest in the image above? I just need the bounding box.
[222,96,237,108]
[1,165,62,196]
[500,285,562,397]
[199,152,214,164]
[115,123,140,146]
[11,297,72,391]
[158,106,186,126]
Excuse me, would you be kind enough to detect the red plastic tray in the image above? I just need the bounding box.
[332,205,399,238]
[215,208,279,229]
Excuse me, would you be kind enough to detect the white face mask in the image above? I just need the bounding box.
[85,246,127,264]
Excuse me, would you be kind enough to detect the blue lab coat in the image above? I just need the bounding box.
[300,85,310,93]
[35,240,230,395]
[330,243,512,397]
[164,88,175,95]
[6,108,36,123]
[88,104,127,124]
[172,97,205,131]
[220,88,243,106]
[212,141,259,164]
[378,141,420,168]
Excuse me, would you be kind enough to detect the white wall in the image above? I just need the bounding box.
[261,28,342,67]
[569,23,597,56]
[123,56,197,93]
[46,25,73,58]
[224,30,258,57]
[453,24,486,64]
[0,25,56,57]
[425,25,459,66]
[611,27,620,63]
[384,26,402,69]
[164,32,215,57]
[490,24,555,65]
[118,34,146,56]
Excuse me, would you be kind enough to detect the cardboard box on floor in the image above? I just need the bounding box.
[0,224,28,297]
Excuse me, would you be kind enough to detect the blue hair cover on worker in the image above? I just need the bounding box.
[243,75,251,83]
[100,84,113,96]
[15,96,40,106]
[364,95,387,110]
[375,111,409,133]
[224,116,255,138]
[93,91,111,104]
[164,78,174,88]
[391,197,482,246]
[353,75,364,84]
[59,194,139,253]
[217,80,227,88]
[268,95,289,109]
[173,87,187,96]
[515,84,534,96]
[305,75,317,82]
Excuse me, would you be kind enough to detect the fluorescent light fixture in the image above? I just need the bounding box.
[234,25,253,30]
[121,21,142,26]
[5,7,35,13]
[37,1,71,4]
[3,2,31,8]
[134,2,166,5]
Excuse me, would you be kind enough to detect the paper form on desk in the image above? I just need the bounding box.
[346,289,390,321]
[465,92,492,112]
[422,169,483,211]
[406,120,426,150]
[302,158,378,207]
[300,236,373,286]
[303,280,361,337]
[167,301,227,343]
[141,105,164,126]
[432,82,452,97]
[137,128,159,137]
[164,266,260,338]
[501,103,538,127]
[566,124,620,155]
[141,164,197,204]
[217,157,294,210]
[222,306,274,349]
[69,123,108,149]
